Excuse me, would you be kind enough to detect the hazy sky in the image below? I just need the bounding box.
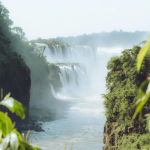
[1,0,150,40]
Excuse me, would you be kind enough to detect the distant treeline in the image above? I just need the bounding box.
[53,30,149,48]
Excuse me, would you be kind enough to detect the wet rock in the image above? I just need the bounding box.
[16,116,44,132]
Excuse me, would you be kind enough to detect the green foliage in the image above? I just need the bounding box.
[103,45,150,127]
[0,93,41,150]
[11,27,26,40]
[33,45,46,57]
[30,38,69,56]
[0,93,28,119]
[117,133,150,150]
[1,131,19,150]
[103,36,150,149]
[132,35,150,131]
[137,36,150,72]
[0,1,13,37]
[0,1,58,112]
[31,38,69,47]
[0,112,13,137]
[0,2,31,115]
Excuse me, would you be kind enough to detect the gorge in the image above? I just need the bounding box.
[1,1,150,149]
[28,43,121,149]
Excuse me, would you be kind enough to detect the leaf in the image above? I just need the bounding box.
[148,115,150,132]
[133,90,150,119]
[20,141,42,150]
[3,92,11,100]
[0,112,13,137]
[13,129,23,142]
[0,130,2,141]
[0,96,28,119]
[131,80,150,108]
[137,36,150,72]
[138,80,150,99]
[0,131,19,150]
[34,147,42,150]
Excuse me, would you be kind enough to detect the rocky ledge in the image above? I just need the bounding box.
[16,117,45,132]
[102,119,145,150]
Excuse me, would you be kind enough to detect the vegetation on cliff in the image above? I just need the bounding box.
[103,45,150,126]
[30,38,69,55]
[0,2,31,120]
[103,44,150,149]
[0,1,69,122]
[31,38,69,47]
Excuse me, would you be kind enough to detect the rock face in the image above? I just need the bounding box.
[103,120,119,150]
[0,28,31,122]
[102,119,146,150]
[17,116,45,132]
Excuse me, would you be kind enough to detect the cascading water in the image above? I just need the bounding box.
[30,43,122,150]
[35,43,103,98]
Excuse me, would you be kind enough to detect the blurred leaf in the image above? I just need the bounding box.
[137,36,150,72]
[147,115,150,132]
[0,130,2,141]
[34,147,42,150]
[20,141,42,150]
[131,81,150,108]
[13,129,23,142]
[138,80,150,99]
[133,91,150,119]
[0,96,28,119]
[0,112,13,137]
[139,110,142,120]
[3,92,11,100]
[0,131,19,150]
[138,40,147,46]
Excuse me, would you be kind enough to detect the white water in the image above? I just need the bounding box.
[31,44,122,149]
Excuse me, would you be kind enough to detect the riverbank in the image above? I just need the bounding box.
[17,104,70,133]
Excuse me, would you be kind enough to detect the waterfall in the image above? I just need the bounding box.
[31,44,124,150]
[58,65,89,97]
[35,43,122,99]
[50,84,57,98]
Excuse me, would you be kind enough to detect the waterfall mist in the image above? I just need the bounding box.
[34,43,122,101]
[29,43,122,150]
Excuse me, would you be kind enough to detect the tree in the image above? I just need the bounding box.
[11,27,26,40]
[103,45,150,129]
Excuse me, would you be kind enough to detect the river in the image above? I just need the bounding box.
[29,45,121,150]
[29,95,105,150]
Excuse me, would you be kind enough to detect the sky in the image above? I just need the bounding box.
[1,0,150,40]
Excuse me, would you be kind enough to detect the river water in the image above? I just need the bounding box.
[29,95,105,150]
[29,45,121,150]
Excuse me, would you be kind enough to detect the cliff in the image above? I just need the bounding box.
[0,27,31,121]
[102,119,149,150]
[102,45,150,149]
